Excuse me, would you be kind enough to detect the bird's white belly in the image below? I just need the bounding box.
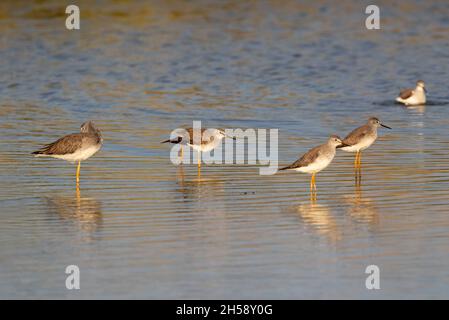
[396,92,426,106]
[53,145,101,163]
[295,155,334,174]
[188,140,221,152]
[341,137,375,152]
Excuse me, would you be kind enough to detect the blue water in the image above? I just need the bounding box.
[1,0,449,299]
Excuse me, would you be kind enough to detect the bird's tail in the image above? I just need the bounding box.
[160,137,182,144]
[31,150,48,157]
[279,165,293,171]
[32,144,52,156]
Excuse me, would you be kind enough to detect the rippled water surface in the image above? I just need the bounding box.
[1,0,449,299]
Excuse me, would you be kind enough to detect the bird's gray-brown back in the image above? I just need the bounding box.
[33,121,102,156]
[163,128,221,146]
[342,124,375,146]
[281,142,334,170]
[33,132,101,155]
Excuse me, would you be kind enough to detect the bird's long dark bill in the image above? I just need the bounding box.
[337,143,350,148]
[381,124,392,129]
[161,137,183,144]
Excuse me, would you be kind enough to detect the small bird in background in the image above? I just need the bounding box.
[396,80,426,106]
[280,135,348,192]
[32,121,103,185]
[161,127,235,173]
[340,117,391,168]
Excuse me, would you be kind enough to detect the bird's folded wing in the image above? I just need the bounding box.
[343,126,368,146]
[284,146,321,169]
[34,134,84,155]
[399,88,413,99]
[185,128,214,145]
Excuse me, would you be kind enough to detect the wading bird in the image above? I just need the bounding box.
[162,128,235,174]
[340,117,391,168]
[32,121,103,185]
[280,135,347,192]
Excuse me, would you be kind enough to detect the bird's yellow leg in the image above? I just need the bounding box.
[354,151,359,167]
[76,161,81,185]
[197,151,201,178]
[311,191,317,202]
[76,183,81,200]
[310,191,316,202]
[310,173,317,199]
[180,146,184,162]
[309,173,316,192]
[358,151,362,166]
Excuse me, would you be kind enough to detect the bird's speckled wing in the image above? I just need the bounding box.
[33,133,84,155]
[281,145,321,170]
[343,125,370,146]
[399,88,413,99]
[162,128,221,146]
[183,128,215,145]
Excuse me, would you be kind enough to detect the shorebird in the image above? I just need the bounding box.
[161,127,235,171]
[340,117,391,167]
[396,80,426,106]
[32,121,103,184]
[280,135,348,192]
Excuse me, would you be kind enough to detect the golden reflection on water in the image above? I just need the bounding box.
[44,187,102,237]
[296,199,340,244]
[344,175,379,226]
[175,165,226,204]
[293,169,380,243]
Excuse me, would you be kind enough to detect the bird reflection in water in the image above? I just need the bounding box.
[296,198,341,244]
[404,104,426,115]
[173,165,228,251]
[44,186,102,237]
[345,171,379,226]
[175,165,225,205]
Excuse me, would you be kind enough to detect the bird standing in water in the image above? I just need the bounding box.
[340,117,391,168]
[162,127,234,175]
[32,121,103,185]
[280,135,348,192]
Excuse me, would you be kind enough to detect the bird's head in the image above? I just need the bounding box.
[368,117,391,129]
[329,134,348,148]
[81,121,101,135]
[416,80,426,92]
[217,129,236,140]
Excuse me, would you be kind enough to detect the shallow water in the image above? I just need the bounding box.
[1,0,449,299]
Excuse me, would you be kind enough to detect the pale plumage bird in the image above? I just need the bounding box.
[32,121,103,184]
[340,117,391,167]
[161,128,235,170]
[396,80,426,106]
[280,135,348,191]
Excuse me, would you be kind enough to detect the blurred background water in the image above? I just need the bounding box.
[1,0,449,299]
